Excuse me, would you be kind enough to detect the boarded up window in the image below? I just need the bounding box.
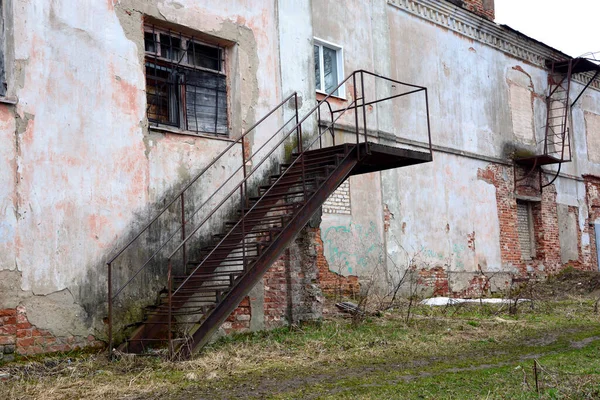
[184,69,227,134]
[517,201,535,260]
[585,112,600,164]
[144,25,228,137]
[509,84,534,144]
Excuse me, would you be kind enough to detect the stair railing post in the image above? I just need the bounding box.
[241,134,248,270]
[180,193,187,269]
[317,103,322,149]
[294,93,302,153]
[168,258,173,359]
[360,71,369,154]
[294,92,307,201]
[425,89,433,159]
[353,72,361,160]
[107,262,113,359]
[240,186,247,271]
[241,137,248,208]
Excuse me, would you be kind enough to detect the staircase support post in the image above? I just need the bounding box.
[181,193,187,268]
[360,71,369,154]
[353,73,361,160]
[107,262,113,359]
[168,259,173,359]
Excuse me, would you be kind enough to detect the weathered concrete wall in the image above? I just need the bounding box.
[0,0,289,354]
[310,0,600,296]
[3,0,600,357]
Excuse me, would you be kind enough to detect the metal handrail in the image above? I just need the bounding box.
[107,92,297,266]
[108,69,433,356]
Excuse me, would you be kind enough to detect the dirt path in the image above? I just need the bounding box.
[160,331,600,400]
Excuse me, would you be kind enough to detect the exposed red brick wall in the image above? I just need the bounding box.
[0,305,103,360]
[584,175,600,270]
[263,258,288,329]
[478,164,563,277]
[418,266,448,296]
[221,296,251,334]
[457,0,495,20]
[314,227,359,297]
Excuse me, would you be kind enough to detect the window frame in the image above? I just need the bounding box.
[144,25,230,137]
[313,38,345,99]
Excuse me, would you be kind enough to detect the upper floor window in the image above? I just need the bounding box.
[314,38,344,97]
[144,25,228,137]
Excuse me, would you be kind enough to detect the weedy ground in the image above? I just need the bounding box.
[2,269,600,399]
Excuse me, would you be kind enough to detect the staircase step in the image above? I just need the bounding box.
[291,144,351,158]
[259,178,323,194]
[236,202,303,215]
[249,190,312,203]
[213,228,280,241]
[279,154,343,172]
[270,165,335,182]
[175,271,242,281]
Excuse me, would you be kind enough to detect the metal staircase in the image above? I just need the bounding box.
[514,56,600,196]
[106,70,433,359]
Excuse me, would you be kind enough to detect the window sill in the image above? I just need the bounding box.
[316,90,347,102]
[149,125,236,143]
[0,96,18,105]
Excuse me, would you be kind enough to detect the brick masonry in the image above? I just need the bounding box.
[224,224,326,333]
[322,180,351,215]
[415,164,594,298]
[451,0,495,20]
[0,305,103,362]
[584,175,600,271]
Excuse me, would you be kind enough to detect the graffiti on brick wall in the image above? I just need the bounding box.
[322,222,384,276]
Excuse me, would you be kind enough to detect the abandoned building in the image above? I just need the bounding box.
[1,0,599,359]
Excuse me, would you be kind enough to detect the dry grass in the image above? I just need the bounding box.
[2,296,600,399]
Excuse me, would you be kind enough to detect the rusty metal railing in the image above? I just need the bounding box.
[107,70,432,356]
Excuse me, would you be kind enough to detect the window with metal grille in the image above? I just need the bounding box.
[144,26,228,136]
[517,200,536,260]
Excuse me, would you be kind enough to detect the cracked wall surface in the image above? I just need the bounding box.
[2,0,600,358]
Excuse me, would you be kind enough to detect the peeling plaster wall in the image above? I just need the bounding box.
[0,0,284,344]
[4,0,600,354]
[311,0,600,294]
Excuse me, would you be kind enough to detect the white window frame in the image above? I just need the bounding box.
[313,38,345,99]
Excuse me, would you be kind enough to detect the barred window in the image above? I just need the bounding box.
[144,25,228,137]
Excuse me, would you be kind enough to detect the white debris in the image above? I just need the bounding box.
[419,297,529,306]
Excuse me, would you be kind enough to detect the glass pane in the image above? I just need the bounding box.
[323,46,338,95]
[145,63,179,126]
[188,42,221,71]
[160,34,182,61]
[314,45,321,91]
[144,32,156,54]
